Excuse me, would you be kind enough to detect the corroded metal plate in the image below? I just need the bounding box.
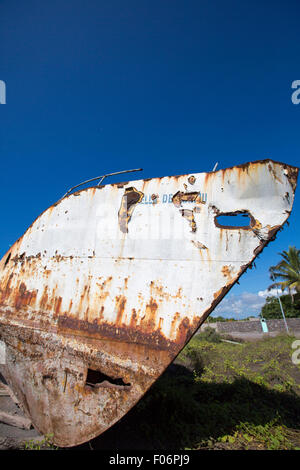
[0,159,298,446]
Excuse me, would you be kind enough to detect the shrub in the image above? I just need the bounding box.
[197,327,222,343]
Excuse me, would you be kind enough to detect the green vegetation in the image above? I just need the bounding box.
[269,246,300,298]
[23,433,58,450]
[193,326,222,343]
[80,333,300,450]
[258,246,300,319]
[261,293,300,319]
[207,316,237,322]
[208,316,261,323]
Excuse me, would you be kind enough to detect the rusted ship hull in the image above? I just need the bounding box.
[0,159,298,446]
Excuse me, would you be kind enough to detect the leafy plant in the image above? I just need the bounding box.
[23,433,58,450]
[269,246,300,299]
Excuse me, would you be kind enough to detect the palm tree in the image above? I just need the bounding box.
[268,246,300,302]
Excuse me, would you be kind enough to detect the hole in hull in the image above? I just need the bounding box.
[215,211,252,229]
[85,368,131,388]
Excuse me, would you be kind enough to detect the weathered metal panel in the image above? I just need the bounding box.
[0,159,298,446]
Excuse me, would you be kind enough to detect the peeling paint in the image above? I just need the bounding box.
[118,187,144,233]
[0,159,298,447]
[172,191,200,208]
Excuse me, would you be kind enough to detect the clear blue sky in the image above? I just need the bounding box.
[1,0,299,317]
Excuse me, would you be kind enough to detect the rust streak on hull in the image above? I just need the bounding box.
[0,159,298,447]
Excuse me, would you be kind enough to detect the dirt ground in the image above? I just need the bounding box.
[0,374,42,450]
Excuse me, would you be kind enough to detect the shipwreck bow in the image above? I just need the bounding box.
[0,159,298,446]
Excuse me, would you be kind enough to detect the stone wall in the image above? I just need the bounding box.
[201,318,300,334]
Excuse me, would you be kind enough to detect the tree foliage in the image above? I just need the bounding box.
[208,316,236,323]
[261,293,300,319]
[268,246,300,298]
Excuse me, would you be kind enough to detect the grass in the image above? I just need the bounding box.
[75,332,300,450]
